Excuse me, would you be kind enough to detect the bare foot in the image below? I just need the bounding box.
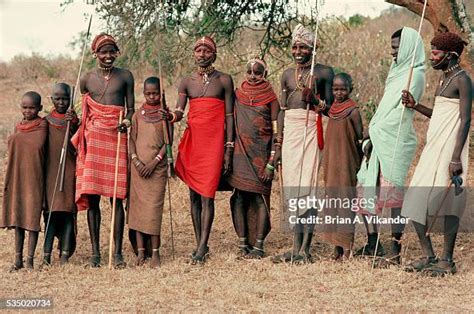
[150,251,161,269]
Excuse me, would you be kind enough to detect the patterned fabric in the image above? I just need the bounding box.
[292,23,314,48]
[71,94,128,211]
[194,36,216,53]
[91,33,119,52]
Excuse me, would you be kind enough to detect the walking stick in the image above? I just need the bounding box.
[158,59,176,260]
[426,176,463,236]
[291,0,322,264]
[371,0,428,269]
[108,111,123,269]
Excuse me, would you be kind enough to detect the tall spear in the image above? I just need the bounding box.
[44,15,93,247]
[371,0,428,269]
[158,58,176,260]
[291,0,322,264]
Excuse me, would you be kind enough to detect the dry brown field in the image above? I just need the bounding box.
[0,9,473,312]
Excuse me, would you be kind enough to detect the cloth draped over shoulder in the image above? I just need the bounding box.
[1,118,48,232]
[321,99,361,249]
[227,81,276,195]
[128,105,167,235]
[71,94,128,211]
[175,97,225,199]
[401,97,469,225]
[45,110,77,213]
[357,26,425,213]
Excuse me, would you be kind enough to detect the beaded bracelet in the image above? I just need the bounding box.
[155,154,163,161]
[265,163,275,171]
[170,112,177,123]
[450,160,462,165]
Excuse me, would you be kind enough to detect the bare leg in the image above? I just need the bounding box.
[110,198,125,267]
[13,227,25,270]
[87,194,101,266]
[230,189,250,255]
[43,213,57,265]
[441,215,459,261]
[299,208,316,258]
[189,189,202,246]
[59,213,74,265]
[412,221,435,257]
[195,196,214,258]
[390,207,405,261]
[136,231,146,266]
[150,235,161,268]
[255,194,271,245]
[26,231,39,269]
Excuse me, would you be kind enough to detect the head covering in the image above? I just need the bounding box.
[91,33,119,53]
[431,32,467,57]
[246,51,267,72]
[291,24,314,48]
[357,26,426,214]
[194,36,217,53]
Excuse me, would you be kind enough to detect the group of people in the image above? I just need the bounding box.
[1,24,471,277]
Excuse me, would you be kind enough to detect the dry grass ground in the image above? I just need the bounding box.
[1,10,474,312]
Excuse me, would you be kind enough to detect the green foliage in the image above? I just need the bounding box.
[347,14,365,27]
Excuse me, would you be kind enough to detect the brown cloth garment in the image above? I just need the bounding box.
[1,118,48,232]
[227,98,274,246]
[321,101,362,250]
[45,112,77,213]
[127,107,167,236]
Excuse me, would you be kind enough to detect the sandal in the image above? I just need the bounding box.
[423,259,457,277]
[114,254,127,269]
[405,256,438,272]
[89,255,101,268]
[244,247,265,260]
[190,250,209,265]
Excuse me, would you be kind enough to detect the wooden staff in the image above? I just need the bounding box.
[158,58,176,259]
[371,0,428,269]
[108,111,123,269]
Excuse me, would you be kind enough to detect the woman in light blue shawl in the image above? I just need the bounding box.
[355,27,426,260]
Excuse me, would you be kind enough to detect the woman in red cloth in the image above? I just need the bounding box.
[227,55,280,259]
[162,36,234,264]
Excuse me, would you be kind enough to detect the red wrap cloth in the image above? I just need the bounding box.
[316,94,324,150]
[175,97,225,198]
[71,94,128,211]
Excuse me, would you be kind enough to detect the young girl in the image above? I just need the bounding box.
[321,73,363,260]
[1,91,48,270]
[128,77,172,268]
[227,55,280,259]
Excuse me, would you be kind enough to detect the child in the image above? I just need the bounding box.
[42,83,79,266]
[321,73,363,260]
[226,55,279,259]
[1,91,48,270]
[128,77,172,268]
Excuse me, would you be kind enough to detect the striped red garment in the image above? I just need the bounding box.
[71,94,128,211]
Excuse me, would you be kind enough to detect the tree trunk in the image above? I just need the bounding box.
[386,0,473,73]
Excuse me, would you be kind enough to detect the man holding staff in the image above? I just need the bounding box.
[72,33,135,268]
